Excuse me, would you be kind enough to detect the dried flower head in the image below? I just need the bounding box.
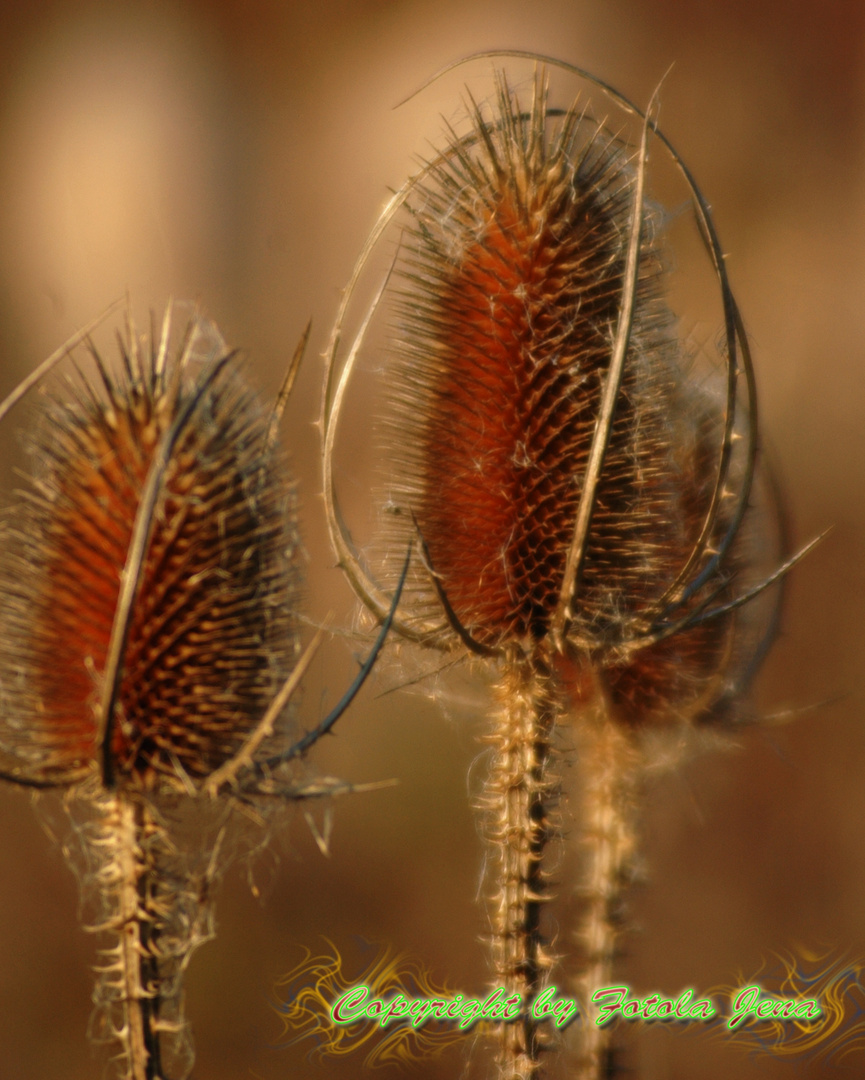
[0,307,300,792]
[323,67,796,722]
[0,305,399,1080]
[383,78,750,723]
[323,58,810,1080]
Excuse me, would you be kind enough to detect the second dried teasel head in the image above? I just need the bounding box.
[0,305,302,793]
[0,303,399,1080]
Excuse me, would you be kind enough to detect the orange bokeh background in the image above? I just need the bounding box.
[0,2,862,1078]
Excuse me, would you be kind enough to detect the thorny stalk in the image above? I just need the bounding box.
[86,790,217,1080]
[482,659,561,1078]
[571,713,641,1078]
[99,795,153,1080]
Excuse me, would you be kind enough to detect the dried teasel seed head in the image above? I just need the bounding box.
[325,67,782,729]
[0,307,301,789]
[388,83,680,640]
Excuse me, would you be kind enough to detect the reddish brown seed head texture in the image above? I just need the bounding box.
[0,314,300,787]
[379,75,757,725]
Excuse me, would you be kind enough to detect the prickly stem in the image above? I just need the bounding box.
[483,657,560,1079]
[572,715,640,1079]
[86,787,218,1080]
[91,794,161,1080]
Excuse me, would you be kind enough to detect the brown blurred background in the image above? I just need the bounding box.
[0,1,862,1078]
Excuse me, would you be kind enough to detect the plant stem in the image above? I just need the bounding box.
[572,714,640,1079]
[94,792,158,1080]
[89,790,206,1080]
[483,655,560,1080]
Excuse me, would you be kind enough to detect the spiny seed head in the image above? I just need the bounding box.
[370,72,764,726]
[0,310,300,788]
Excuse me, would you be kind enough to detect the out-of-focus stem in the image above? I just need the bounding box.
[572,715,640,1080]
